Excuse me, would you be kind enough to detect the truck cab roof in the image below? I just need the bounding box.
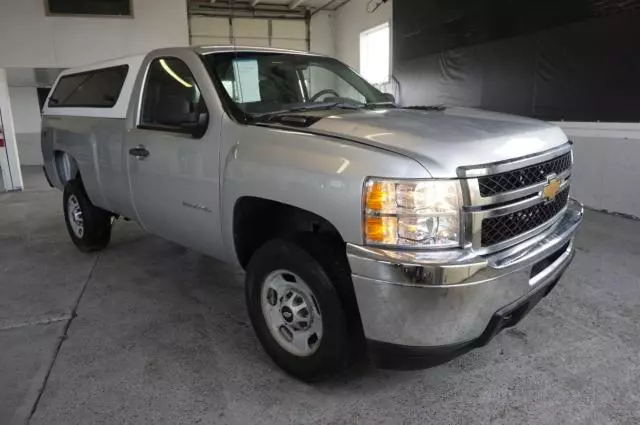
[54,45,320,80]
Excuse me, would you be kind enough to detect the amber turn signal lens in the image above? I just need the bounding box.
[365,216,398,244]
[365,181,395,212]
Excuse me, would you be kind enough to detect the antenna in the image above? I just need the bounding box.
[229,0,236,50]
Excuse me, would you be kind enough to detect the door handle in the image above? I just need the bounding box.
[129,145,150,160]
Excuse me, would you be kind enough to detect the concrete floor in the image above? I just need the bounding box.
[2,167,640,425]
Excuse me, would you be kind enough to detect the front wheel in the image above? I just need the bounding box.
[245,238,354,382]
[63,179,112,252]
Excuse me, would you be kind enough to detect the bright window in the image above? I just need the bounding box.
[360,23,390,85]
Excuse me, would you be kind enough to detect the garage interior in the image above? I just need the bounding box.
[1,0,640,424]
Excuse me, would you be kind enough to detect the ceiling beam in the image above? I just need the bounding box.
[289,0,306,9]
[250,0,260,6]
[189,1,308,18]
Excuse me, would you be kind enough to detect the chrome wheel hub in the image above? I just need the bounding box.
[67,195,84,238]
[261,270,323,357]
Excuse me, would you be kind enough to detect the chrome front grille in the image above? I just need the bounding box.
[459,144,573,254]
[481,188,570,246]
[478,152,572,197]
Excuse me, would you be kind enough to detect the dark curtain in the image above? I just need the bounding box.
[394,0,640,122]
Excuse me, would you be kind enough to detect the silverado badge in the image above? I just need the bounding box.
[542,175,561,203]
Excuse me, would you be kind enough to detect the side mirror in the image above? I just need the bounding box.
[180,112,209,138]
[383,93,396,103]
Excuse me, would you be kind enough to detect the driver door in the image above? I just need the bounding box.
[125,54,222,257]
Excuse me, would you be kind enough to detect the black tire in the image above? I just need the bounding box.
[63,179,112,252]
[245,237,360,382]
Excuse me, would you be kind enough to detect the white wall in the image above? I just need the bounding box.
[0,0,189,68]
[556,122,640,218]
[334,0,392,71]
[0,0,188,168]
[0,69,23,190]
[9,87,41,134]
[8,87,42,165]
[310,11,335,56]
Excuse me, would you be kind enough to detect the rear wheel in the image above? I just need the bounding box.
[245,237,358,382]
[63,179,112,252]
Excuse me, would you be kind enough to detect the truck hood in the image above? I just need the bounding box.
[306,107,568,178]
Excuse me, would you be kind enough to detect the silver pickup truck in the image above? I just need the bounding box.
[42,46,583,381]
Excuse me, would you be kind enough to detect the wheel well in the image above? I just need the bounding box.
[54,151,79,185]
[233,197,345,268]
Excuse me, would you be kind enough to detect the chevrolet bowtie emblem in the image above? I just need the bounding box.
[542,175,561,202]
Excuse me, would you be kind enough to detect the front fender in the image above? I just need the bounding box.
[220,124,428,264]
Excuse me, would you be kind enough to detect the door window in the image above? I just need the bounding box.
[139,57,208,136]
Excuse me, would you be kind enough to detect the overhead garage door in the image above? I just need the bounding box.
[189,16,308,51]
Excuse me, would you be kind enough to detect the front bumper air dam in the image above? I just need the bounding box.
[347,198,583,369]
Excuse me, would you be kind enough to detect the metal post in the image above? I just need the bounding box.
[305,10,311,51]
[0,69,23,192]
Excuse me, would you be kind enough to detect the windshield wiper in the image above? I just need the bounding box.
[403,104,447,112]
[364,101,397,109]
[252,102,364,123]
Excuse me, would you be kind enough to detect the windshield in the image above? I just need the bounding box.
[203,51,391,120]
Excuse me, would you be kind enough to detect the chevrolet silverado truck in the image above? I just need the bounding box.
[41,46,583,382]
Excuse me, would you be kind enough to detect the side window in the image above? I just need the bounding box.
[139,57,208,135]
[48,65,128,107]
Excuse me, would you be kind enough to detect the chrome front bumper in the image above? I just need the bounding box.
[348,198,583,352]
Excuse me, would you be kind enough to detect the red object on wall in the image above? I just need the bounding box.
[0,115,4,147]
[0,110,4,147]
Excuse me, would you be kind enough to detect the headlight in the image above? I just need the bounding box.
[364,179,462,247]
